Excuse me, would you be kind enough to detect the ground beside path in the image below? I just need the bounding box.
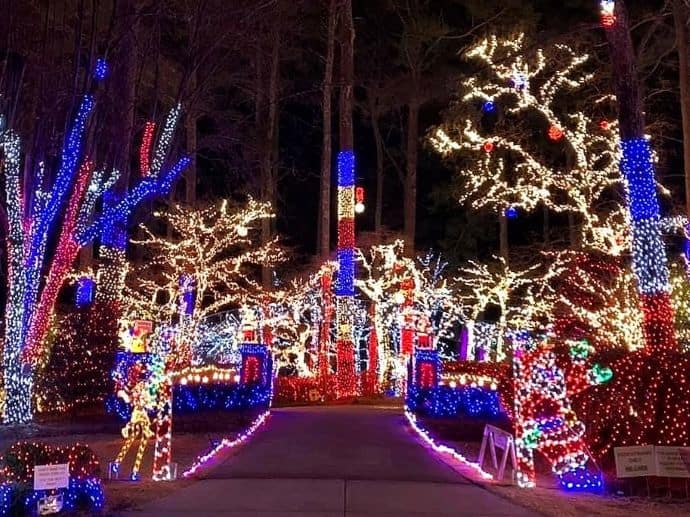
[121,405,537,516]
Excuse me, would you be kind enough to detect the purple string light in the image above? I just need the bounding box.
[182,411,271,477]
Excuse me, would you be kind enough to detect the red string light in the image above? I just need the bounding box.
[23,161,93,366]
[140,121,156,176]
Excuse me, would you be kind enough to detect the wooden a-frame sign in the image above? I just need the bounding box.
[478,424,517,482]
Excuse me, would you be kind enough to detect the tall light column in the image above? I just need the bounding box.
[336,150,357,396]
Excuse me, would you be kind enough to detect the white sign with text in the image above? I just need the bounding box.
[34,463,70,490]
[614,446,656,478]
[655,446,690,478]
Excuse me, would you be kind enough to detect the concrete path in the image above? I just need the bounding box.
[122,406,537,516]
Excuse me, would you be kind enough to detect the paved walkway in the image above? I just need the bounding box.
[123,406,537,516]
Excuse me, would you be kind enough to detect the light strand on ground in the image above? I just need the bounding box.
[404,407,494,481]
[182,410,270,477]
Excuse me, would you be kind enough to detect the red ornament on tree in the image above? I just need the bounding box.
[598,120,609,130]
[548,125,564,142]
[600,14,615,28]
[483,141,494,153]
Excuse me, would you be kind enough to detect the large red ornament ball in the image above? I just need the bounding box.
[483,141,494,153]
[548,125,564,142]
[599,120,609,130]
[600,14,615,28]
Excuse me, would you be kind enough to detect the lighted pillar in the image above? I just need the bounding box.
[336,151,357,397]
[364,304,379,395]
[399,277,416,356]
[240,344,272,389]
[318,270,333,384]
[152,377,173,481]
[618,140,678,353]
[601,0,678,353]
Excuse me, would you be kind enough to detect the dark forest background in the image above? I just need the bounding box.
[0,0,684,283]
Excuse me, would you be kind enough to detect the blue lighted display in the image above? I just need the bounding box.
[180,274,195,316]
[23,95,95,330]
[620,139,660,223]
[336,249,355,296]
[78,156,191,245]
[337,150,355,187]
[75,276,96,307]
[406,385,503,419]
[619,138,671,294]
[558,466,603,492]
[1,478,104,515]
[482,101,496,113]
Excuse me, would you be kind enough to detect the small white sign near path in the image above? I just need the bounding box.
[614,445,656,478]
[655,446,690,478]
[34,463,70,491]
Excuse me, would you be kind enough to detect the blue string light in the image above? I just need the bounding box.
[619,138,671,294]
[337,150,355,187]
[16,478,105,514]
[23,95,95,331]
[78,156,191,245]
[99,191,127,250]
[335,249,355,296]
[558,466,603,492]
[93,58,108,81]
[406,385,503,419]
[620,139,661,222]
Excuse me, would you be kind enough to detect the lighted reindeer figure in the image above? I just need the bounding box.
[511,333,608,490]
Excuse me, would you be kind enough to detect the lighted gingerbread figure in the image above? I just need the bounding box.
[511,333,608,490]
[114,381,155,480]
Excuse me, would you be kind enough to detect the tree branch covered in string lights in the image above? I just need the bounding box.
[355,240,460,392]
[0,68,189,424]
[430,34,632,254]
[124,198,284,326]
[455,256,548,362]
